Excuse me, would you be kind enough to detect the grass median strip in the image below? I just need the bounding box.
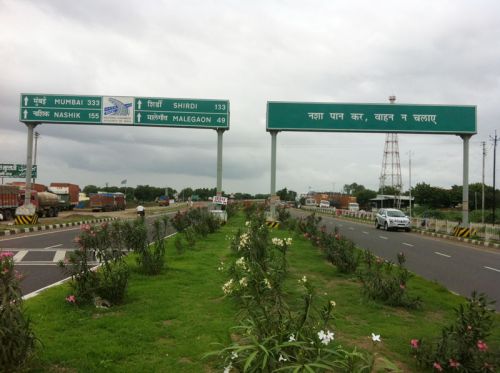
[23,213,500,372]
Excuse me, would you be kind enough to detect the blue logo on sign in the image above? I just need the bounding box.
[104,98,133,116]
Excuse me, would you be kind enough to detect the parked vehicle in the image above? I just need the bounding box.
[18,190,60,217]
[48,183,81,210]
[8,181,47,192]
[156,196,170,206]
[0,185,20,221]
[90,192,126,212]
[375,208,411,231]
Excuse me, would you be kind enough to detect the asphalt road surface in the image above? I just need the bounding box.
[292,210,500,311]
[0,212,178,297]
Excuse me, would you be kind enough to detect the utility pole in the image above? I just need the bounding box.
[408,151,413,217]
[33,131,40,184]
[491,130,498,225]
[482,141,486,224]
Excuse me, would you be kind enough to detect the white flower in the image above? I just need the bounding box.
[245,221,250,226]
[285,237,293,245]
[235,257,247,270]
[222,279,234,295]
[330,300,336,307]
[288,334,296,342]
[317,329,335,345]
[231,351,238,360]
[278,354,287,362]
[371,333,381,342]
[272,237,284,247]
[238,233,250,250]
[223,361,232,373]
[263,278,272,289]
[298,275,307,284]
[218,261,224,271]
[239,277,248,287]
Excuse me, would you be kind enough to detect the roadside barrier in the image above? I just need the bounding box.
[15,214,38,225]
[452,226,477,238]
[266,221,280,229]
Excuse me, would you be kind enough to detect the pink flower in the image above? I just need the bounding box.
[477,340,488,351]
[449,359,460,368]
[433,362,443,371]
[400,283,406,290]
[66,295,76,304]
[410,339,419,349]
[0,251,14,259]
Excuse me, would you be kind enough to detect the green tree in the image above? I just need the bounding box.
[355,188,377,209]
[83,185,98,194]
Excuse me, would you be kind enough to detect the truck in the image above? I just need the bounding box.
[90,192,126,212]
[8,182,47,193]
[0,185,20,221]
[48,183,81,210]
[18,190,60,217]
[156,195,170,206]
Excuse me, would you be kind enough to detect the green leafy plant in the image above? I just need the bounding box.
[135,217,169,275]
[358,251,421,309]
[59,222,130,306]
[0,251,37,371]
[412,292,498,372]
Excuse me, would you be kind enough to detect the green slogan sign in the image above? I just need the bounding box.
[19,94,230,130]
[0,164,37,178]
[267,102,476,134]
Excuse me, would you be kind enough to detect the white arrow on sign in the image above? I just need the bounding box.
[137,100,142,109]
[23,109,28,119]
[24,96,28,106]
[137,113,141,122]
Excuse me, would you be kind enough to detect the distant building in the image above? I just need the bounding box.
[370,194,414,210]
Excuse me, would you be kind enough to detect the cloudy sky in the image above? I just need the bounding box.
[1,0,498,195]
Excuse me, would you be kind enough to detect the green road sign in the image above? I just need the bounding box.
[20,94,230,129]
[0,164,37,178]
[134,97,229,129]
[267,102,476,134]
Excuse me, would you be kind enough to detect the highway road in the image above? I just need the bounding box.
[292,210,500,311]
[0,212,178,297]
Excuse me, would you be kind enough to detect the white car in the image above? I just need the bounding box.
[375,208,411,232]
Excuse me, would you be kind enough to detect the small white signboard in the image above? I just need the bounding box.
[213,195,228,205]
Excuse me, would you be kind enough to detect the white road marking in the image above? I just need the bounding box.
[45,244,63,249]
[53,250,66,263]
[13,250,28,262]
[435,252,451,258]
[362,231,369,235]
[379,236,388,240]
[402,243,414,247]
[0,227,80,241]
[484,266,500,273]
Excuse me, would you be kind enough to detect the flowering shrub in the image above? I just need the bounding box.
[59,222,130,306]
[298,213,322,238]
[411,292,498,372]
[324,234,360,274]
[358,251,421,309]
[212,212,383,372]
[1,251,36,371]
[135,216,169,275]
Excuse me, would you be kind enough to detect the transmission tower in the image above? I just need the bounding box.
[379,96,403,208]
